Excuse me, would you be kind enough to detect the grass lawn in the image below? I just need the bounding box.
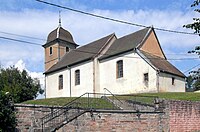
[23,97,117,109]
[22,92,200,107]
[23,97,77,106]
[138,92,200,101]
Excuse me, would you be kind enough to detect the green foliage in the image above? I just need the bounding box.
[184,0,200,90]
[194,78,200,90]
[0,66,43,103]
[186,75,200,91]
[0,91,16,131]
[183,0,200,34]
[188,70,200,91]
[186,75,194,90]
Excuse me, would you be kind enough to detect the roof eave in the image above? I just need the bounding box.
[159,70,186,78]
[136,49,158,71]
[98,48,134,61]
[44,58,93,75]
[42,38,79,48]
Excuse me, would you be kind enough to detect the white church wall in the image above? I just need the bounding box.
[45,69,70,98]
[45,53,185,98]
[70,60,94,97]
[99,51,158,94]
[158,72,185,92]
[45,60,94,98]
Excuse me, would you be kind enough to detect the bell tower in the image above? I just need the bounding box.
[43,15,78,71]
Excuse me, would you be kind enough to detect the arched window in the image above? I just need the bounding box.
[58,75,63,90]
[116,60,123,78]
[75,70,80,85]
[50,47,53,55]
[66,47,69,52]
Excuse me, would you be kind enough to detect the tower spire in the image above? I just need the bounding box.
[59,10,61,27]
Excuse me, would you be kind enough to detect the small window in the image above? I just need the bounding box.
[66,47,70,52]
[172,77,175,85]
[50,47,53,55]
[144,73,149,86]
[144,73,149,82]
[75,70,80,85]
[117,60,123,78]
[59,75,63,90]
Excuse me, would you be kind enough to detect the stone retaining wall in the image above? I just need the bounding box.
[15,104,60,132]
[59,112,168,132]
[15,100,200,132]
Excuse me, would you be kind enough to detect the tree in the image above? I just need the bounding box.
[184,0,200,90]
[186,75,194,91]
[0,66,43,103]
[183,0,200,34]
[0,91,17,131]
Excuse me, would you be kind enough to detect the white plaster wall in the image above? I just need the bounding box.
[99,51,158,94]
[70,61,94,97]
[45,52,185,98]
[158,73,185,92]
[46,61,94,98]
[46,69,70,98]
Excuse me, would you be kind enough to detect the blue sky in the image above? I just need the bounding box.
[0,0,193,11]
[0,0,199,81]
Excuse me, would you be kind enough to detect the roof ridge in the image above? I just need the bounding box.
[136,27,152,49]
[59,33,115,59]
[99,27,151,60]
[118,27,151,40]
[74,33,115,50]
[94,33,116,58]
[140,50,166,59]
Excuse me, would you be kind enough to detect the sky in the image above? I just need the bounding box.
[0,0,200,97]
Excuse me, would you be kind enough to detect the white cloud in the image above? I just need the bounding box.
[14,60,44,85]
[14,59,25,71]
[0,8,198,45]
[14,59,45,99]
[0,8,199,74]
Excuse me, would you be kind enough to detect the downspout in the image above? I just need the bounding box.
[67,66,72,97]
[156,70,160,92]
[44,76,46,99]
[93,59,95,94]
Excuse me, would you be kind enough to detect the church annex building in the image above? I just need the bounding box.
[43,25,186,98]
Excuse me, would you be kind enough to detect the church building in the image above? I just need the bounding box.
[43,23,185,98]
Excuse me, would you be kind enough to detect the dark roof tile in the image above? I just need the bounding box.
[99,27,150,60]
[45,33,114,74]
[141,51,185,78]
[46,27,76,44]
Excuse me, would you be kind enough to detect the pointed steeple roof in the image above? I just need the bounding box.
[44,12,77,46]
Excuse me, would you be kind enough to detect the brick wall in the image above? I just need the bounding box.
[15,100,200,132]
[59,112,168,132]
[169,101,200,132]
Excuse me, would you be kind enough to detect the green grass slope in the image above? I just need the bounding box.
[22,92,200,107]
